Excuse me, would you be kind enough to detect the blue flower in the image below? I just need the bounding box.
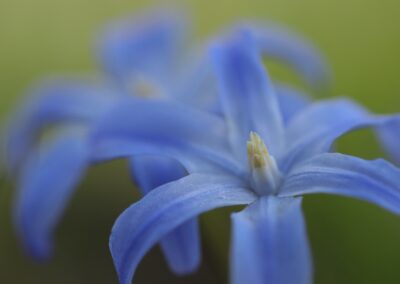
[8,12,204,272]
[7,14,319,268]
[89,30,400,284]
[6,11,333,279]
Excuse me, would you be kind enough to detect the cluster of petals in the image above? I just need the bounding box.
[6,10,400,284]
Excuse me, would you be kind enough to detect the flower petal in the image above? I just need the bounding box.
[210,30,284,159]
[173,54,221,113]
[6,80,117,173]
[281,153,400,215]
[376,119,400,164]
[275,84,311,125]
[110,173,256,284]
[231,196,312,284]
[281,99,400,172]
[90,98,244,176]
[14,133,89,259]
[158,219,201,275]
[252,25,331,89]
[97,11,185,91]
[130,156,201,275]
[130,156,187,195]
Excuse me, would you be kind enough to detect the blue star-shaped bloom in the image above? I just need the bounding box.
[5,11,332,276]
[8,12,203,272]
[89,30,400,284]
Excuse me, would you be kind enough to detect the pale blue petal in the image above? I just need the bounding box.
[281,99,400,172]
[90,98,244,176]
[109,173,256,284]
[14,133,89,259]
[231,196,312,284]
[130,156,201,275]
[281,153,400,215]
[130,156,187,195]
[158,219,201,275]
[376,120,400,164]
[252,25,331,89]
[97,11,185,91]
[285,99,368,146]
[173,54,220,113]
[210,30,284,159]
[0,135,6,178]
[275,84,311,125]
[6,80,117,173]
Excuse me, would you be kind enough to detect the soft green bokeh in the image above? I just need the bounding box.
[1,0,400,283]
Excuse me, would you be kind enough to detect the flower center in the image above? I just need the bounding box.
[247,131,282,196]
[130,75,164,98]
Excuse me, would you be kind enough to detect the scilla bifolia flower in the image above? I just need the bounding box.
[6,10,331,278]
[89,31,400,284]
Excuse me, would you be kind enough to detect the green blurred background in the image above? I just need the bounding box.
[1,0,400,283]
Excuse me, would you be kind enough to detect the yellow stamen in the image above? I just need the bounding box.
[246,131,282,196]
[247,131,269,168]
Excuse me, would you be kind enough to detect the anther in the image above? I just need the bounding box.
[247,131,282,195]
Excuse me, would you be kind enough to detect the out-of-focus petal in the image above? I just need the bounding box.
[6,80,117,173]
[158,219,201,275]
[210,30,284,160]
[110,173,256,284]
[231,196,312,284]
[130,156,187,195]
[275,84,311,125]
[14,132,89,259]
[281,153,400,215]
[130,156,201,275]
[173,54,220,113]
[97,11,186,92]
[252,25,331,89]
[376,119,400,164]
[90,98,244,176]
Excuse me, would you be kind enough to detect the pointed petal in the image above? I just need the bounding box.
[158,219,201,275]
[130,156,187,195]
[110,173,256,284]
[231,196,312,284]
[275,84,311,125]
[210,30,284,159]
[90,98,244,176]
[173,54,220,113]
[6,80,116,173]
[97,11,186,91]
[282,153,400,215]
[14,133,89,259]
[130,156,201,275]
[282,99,400,171]
[252,25,331,89]
[376,119,400,164]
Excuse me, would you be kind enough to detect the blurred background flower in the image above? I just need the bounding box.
[1,0,400,283]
